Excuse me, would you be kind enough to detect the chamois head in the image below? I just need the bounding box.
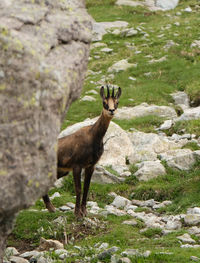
[100,85,121,118]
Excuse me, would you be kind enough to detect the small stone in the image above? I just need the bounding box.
[81,95,96,102]
[184,7,192,12]
[100,48,113,53]
[39,237,64,251]
[159,120,173,130]
[190,256,200,261]
[128,76,136,81]
[177,233,196,244]
[5,247,19,256]
[20,251,42,258]
[122,219,138,226]
[184,214,200,226]
[111,195,131,208]
[10,256,29,263]
[50,192,60,200]
[59,206,72,212]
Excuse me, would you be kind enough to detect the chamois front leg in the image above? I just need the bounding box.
[81,166,94,217]
[73,167,83,218]
[43,194,56,212]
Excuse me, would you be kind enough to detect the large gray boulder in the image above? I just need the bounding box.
[0,0,92,259]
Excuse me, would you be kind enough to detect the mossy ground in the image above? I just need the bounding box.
[9,0,200,262]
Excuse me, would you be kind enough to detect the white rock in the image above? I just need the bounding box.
[134,160,166,181]
[115,103,177,120]
[122,219,138,226]
[9,256,29,263]
[108,59,137,73]
[181,244,200,248]
[100,48,113,53]
[59,205,72,212]
[104,205,127,216]
[184,214,200,226]
[177,233,196,243]
[92,21,128,41]
[165,220,182,230]
[111,195,131,208]
[81,95,96,102]
[129,131,183,164]
[116,0,142,7]
[121,28,138,37]
[176,106,200,121]
[159,120,173,130]
[5,247,19,256]
[191,40,200,48]
[187,207,200,215]
[159,149,196,170]
[155,0,179,10]
[188,226,200,236]
[184,7,192,12]
[171,91,190,109]
[20,251,43,258]
[50,192,61,200]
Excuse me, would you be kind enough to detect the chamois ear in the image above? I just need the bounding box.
[100,86,105,100]
[115,87,122,99]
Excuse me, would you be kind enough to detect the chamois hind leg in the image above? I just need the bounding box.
[73,167,83,218]
[43,194,56,212]
[81,166,94,217]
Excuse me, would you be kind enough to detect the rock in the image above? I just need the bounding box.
[98,243,109,251]
[187,207,200,215]
[59,119,134,167]
[38,237,64,251]
[155,0,179,10]
[20,251,43,259]
[184,214,200,226]
[165,220,182,230]
[10,256,29,263]
[116,0,143,7]
[121,28,138,37]
[119,258,131,263]
[108,59,137,73]
[184,7,192,12]
[159,120,173,130]
[191,40,200,49]
[177,233,196,244]
[121,249,151,257]
[91,166,124,184]
[115,103,177,120]
[92,21,128,41]
[181,244,200,248]
[188,226,200,236]
[50,192,60,200]
[5,247,19,256]
[128,131,184,164]
[134,160,166,181]
[104,205,127,216]
[171,91,190,110]
[190,256,200,262]
[98,247,119,260]
[159,149,196,170]
[59,206,72,212]
[81,95,96,102]
[100,48,113,53]
[176,106,200,121]
[0,0,92,259]
[194,150,200,161]
[111,195,131,209]
[54,249,68,259]
[122,219,138,226]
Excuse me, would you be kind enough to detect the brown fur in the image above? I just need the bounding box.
[43,86,121,217]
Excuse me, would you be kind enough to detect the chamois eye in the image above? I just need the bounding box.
[103,101,108,110]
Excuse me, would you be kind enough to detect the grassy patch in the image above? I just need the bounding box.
[114,115,164,132]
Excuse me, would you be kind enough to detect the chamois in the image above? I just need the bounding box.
[43,85,122,217]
